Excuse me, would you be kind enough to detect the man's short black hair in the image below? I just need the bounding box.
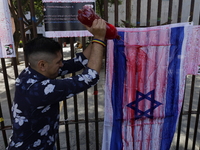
[24,36,61,60]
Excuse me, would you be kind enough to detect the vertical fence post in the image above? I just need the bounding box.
[94,84,99,150]
[199,11,200,25]
[176,75,187,150]
[104,0,108,21]
[189,0,195,22]
[115,0,119,27]
[0,102,8,148]
[82,37,90,150]
[185,75,195,149]
[12,57,18,79]
[17,0,28,67]
[192,91,200,150]
[104,0,108,73]
[177,0,183,23]
[147,0,151,27]
[136,0,141,27]
[157,0,162,25]
[70,37,80,150]
[1,58,12,120]
[30,0,37,38]
[168,0,173,24]
[126,0,131,27]
[62,98,70,150]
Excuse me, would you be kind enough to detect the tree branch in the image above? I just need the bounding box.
[22,0,30,12]
[9,0,18,17]
[23,20,29,27]
[36,16,44,26]
[22,12,30,25]
[24,16,44,32]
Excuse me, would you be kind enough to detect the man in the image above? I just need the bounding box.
[7,19,106,149]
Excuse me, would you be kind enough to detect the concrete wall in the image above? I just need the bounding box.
[108,0,200,27]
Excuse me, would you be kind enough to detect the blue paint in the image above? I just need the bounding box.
[110,32,126,150]
[32,17,36,23]
[161,27,184,150]
[127,90,162,120]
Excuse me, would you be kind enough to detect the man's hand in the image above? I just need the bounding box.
[84,19,106,41]
[82,19,107,74]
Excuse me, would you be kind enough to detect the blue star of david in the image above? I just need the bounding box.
[127,90,162,120]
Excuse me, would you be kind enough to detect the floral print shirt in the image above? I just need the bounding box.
[7,53,99,150]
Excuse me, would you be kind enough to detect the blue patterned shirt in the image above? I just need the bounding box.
[7,53,99,150]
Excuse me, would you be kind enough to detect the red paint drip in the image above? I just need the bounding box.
[93,90,98,95]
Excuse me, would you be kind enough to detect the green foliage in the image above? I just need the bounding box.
[19,40,23,48]
[11,0,43,21]
[34,0,44,19]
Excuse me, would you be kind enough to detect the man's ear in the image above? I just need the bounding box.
[37,60,47,72]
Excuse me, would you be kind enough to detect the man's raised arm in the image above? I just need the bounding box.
[83,19,107,74]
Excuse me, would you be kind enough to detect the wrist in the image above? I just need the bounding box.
[93,36,105,42]
[92,39,106,47]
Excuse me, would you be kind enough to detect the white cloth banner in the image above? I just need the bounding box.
[0,0,15,58]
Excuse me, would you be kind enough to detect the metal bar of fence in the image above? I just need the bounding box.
[177,0,183,23]
[182,111,200,115]
[0,118,104,130]
[168,0,173,24]
[58,38,70,150]
[115,0,118,27]
[0,102,8,148]
[56,133,61,150]
[189,0,195,22]
[12,58,18,79]
[104,0,108,73]
[185,75,195,149]
[70,37,80,150]
[0,126,12,131]
[30,0,37,38]
[94,85,99,150]
[63,99,70,150]
[192,90,200,150]
[59,118,104,125]
[136,0,141,27]
[147,0,151,27]
[176,75,187,150]
[82,37,90,150]
[126,0,131,27]
[83,88,90,149]
[199,11,200,25]
[157,0,162,25]
[17,0,28,67]
[176,100,184,150]
[104,0,108,21]
[1,58,12,119]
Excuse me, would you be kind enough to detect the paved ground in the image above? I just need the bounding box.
[0,45,200,150]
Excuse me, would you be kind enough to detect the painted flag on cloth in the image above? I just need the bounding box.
[0,0,15,58]
[102,22,199,150]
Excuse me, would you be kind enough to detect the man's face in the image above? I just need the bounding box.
[45,51,63,79]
